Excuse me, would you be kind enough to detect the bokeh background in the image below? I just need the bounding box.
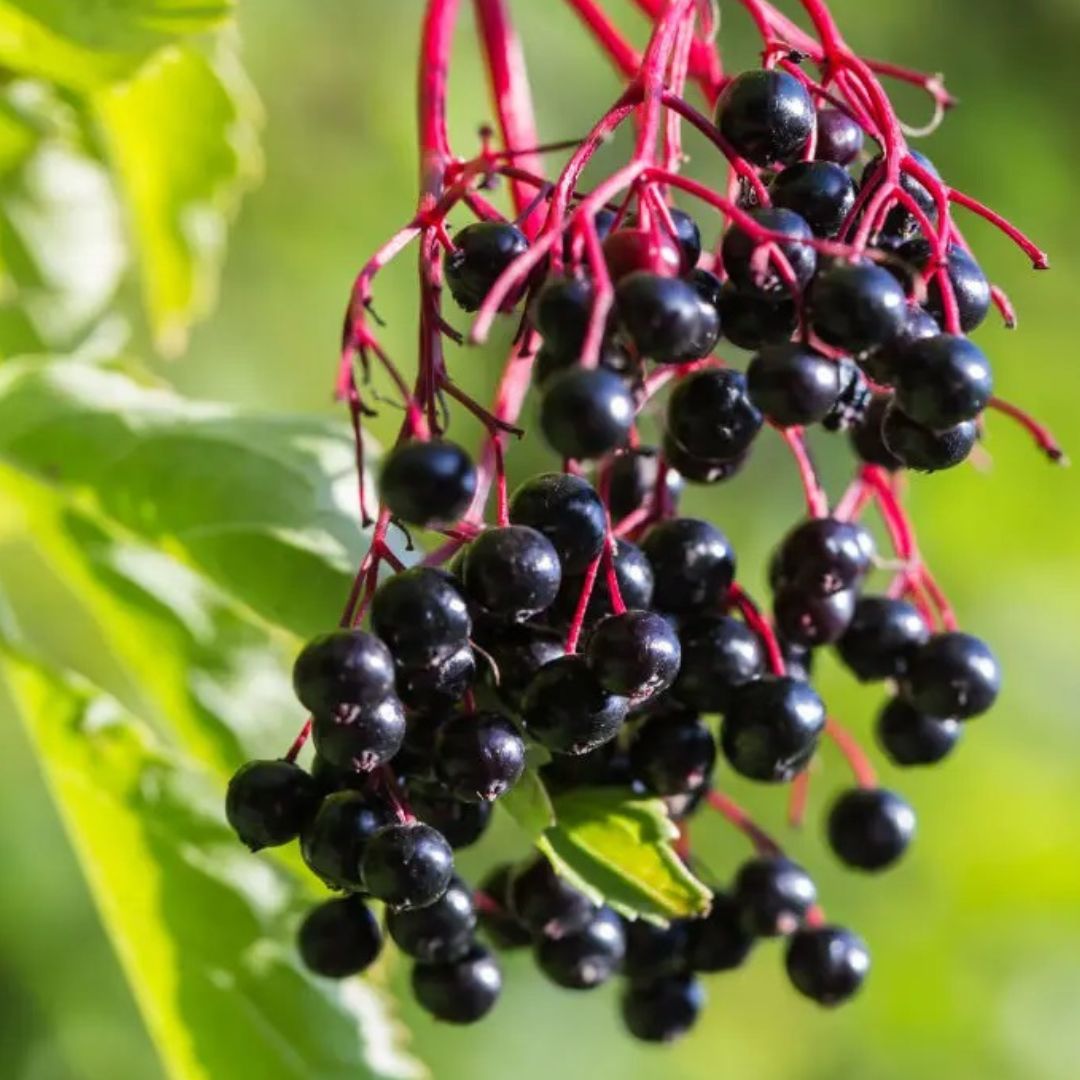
[2,1,1079,1078]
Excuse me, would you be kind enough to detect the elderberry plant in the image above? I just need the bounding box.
[225,0,1059,1042]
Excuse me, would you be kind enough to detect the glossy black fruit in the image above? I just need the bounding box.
[837,597,929,682]
[628,712,716,796]
[893,333,993,429]
[533,339,632,388]
[475,619,566,708]
[540,367,634,460]
[387,875,477,962]
[535,906,626,989]
[298,895,383,978]
[771,161,857,238]
[773,585,857,647]
[785,926,870,1006]
[747,343,841,426]
[411,944,502,1024]
[301,790,393,890]
[715,69,815,166]
[862,304,940,385]
[371,568,471,664]
[733,856,817,936]
[822,356,872,432]
[666,368,763,464]
[607,447,684,522]
[395,643,476,710]
[476,864,533,950]
[641,518,736,615]
[718,282,797,350]
[850,394,903,469]
[827,787,916,871]
[434,711,526,802]
[688,890,755,971]
[674,614,764,712]
[534,273,596,357]
[360,821,454,910]
[615,271,713,363]
[225,759,319,851]
[815,107,864,165]
[901,631,1000,719]
[722,207,817,295]
[553,538,655,627]
[621,975,705,1043]
[463,525,562,621]
[293,630,396,719]
[587,609,682,701]
[445,221,528,311]
[406,783,493,848]
[880,404,977,471]
[603,226,682,281]
[773,517,875,595]
[861,150,940,240]
[896,240,991,333]
[622,918,691,981]
[661,434,748,486]
[509,473,607,574]
[809,260,908,353]
[876,697,961,767]
[311,694,406,772]
[508,855,597,939]
[381,440,477,526]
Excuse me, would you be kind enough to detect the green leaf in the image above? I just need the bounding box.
[542,787,712,923]
[501,765,556,839]
[93,42,262,356]
[1,649,426,1080]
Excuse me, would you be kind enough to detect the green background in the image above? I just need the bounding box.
[2,1,1079,1078]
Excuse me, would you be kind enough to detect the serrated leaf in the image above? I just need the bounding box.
[542,787,712,923]
[1,649,426,1080]
[501,766,556,839]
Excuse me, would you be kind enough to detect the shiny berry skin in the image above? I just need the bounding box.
[535,906,626,990]
[411,944,502,1024]
[615,271,712,363]
[718,282,797,350]
[862,150,940,240]
[641,518,736,615]
[850,394,903,470]
[225,759,319,851]
[434,711,526,802]
[773,517,875,595]
[877,697,961,767]
[541,739,631,794]
[607,447,684,522]
[881,404,977,472]
[406,784,492,848]
[688,890,755,971]
[747,343,841,426]
[721,676,826,782]
[661,434,747,486]
[901,631,1000,719]
[311,694,406,772]
[622,918,691,981]
[603,227,682,281]
[815,107,864,165]
[621,975,705,1043]
[893,333,993,429]
[626,207,703,274]
[721,207,817,295]
[628,712,716,796]
[380,439,477,527]
[509,472,606,574]
[508,854,597,939]
[862,304,940,385]
[553,538,655,627]
[674,615,764,712]
[445,221,528,311]
[771,161,857,238]
[774,585,857,648]
[827,787,916,871]
[300,790,393,890]
[785,926,870,1006]
[715,69,815,166]
[587,610,682,701]
[533,338,632,388]
[297,895,383,978]
[534,273,596,357]
[395,642,476,711]
[463,525,561,621]
[809,260,908,353]
[666,368,763,464]
[386,875,477,963]
[521,655,629,755]
[837,596,929,682]
[360,821,454,910]
[823,356,872,432]
[293,630,396,718]
[896,240,991,333]
[733,856,817,936]
[474,619,565,709]
[540,367,634,460]
[371,568,470,664]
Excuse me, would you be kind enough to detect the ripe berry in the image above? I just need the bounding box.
[533,339,632,388]
[815,107,864,165]
[407,783,492,848]
[896,240,991,333]
[445,221,528,311]
[535,906,626,989]
[861,150,940,240]
[877,697,961,767]
[721,207,817,295]
[386,875,477,962]
[621,975,705,1043]
[434,711,526,802]
[893,333,993,429]
[534,274,597,357]
[785,926,870,1006]
[508,854,597,939]
[747,344,841,426]
[297,896,383,978]
[773,585,857,647]
[733,856,817,936]
[661,434,747,486]
[666,368,763,464]
[615,271,713,363]
[641,518,736,615]
[687,890,755,971]
[462,525,562,620]
[628,712,716,796]
[901,631,1000,719]
[476,864,532,950]
[540,367,634,460]
[225,759,319,851]
[293,630,395,718]
[541,739,631,794]
[674,614,764,712]
[521,655,629,755]
[509,472,606,573]
[823,356,872,432]
[360,821,454,910]
[553,538,655,627]
[395,642,476,710]
[862,304,940,385]
[718,282,797,350]
[881,404,977,471]
[474,619,565,708]
[715,69,815,166]
[587,609,682,701]
[371,568,471,664]
[311,694,406,772]
[771,161,857,238]
[837,596,929,682]
[827,787,916,871]
[626,207,704,274]
[850,394,903,470]
[603,227,682,281]
[301,790,393,890]
[607,449,680,524]
[411,944,502,1024]
[721,676,826,782]
[808,260,908,353]
[773,517,875,594]
[622,918,691,981]
[380,440,477,527]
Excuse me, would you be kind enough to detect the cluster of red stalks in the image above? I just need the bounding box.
[285,0,1060,908]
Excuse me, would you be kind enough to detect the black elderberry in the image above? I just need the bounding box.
[717,282,797,350]
[360,821,454,910]
[850,394,903,470]
[380,439,477,527]
[628,712,716,796]
[310,753,370,795]
[387,875,477,962]
[535,906,626,990]
[827,787,915,871]
[462,524,561,621]
[434,710,526,802]
[622,917,691,981]
[893,333,993,429]
[877,697,961,767]
[474,619,566,708]
[405,782,493,849]
[715,69,815,166]
[837,596,929,682]
[721,676,826,782]
[445,221,528,311]
[621,975,705,1043]
[721,207,817,295]
[587,609,682,701]
[666,368,763,464]
[293,629,396,718]
[540,367,634,460]
[674,614,764,712]
[901,631,1000,720]
[771,161,857,238]
[607,447,684,522]
[861,150,941,241]
[508,854,597,939]
[311,694,406,772]
[773,517,875,595]
[641,518,736,615]
[880,404,977,471]
[773,585,857,648]
[733,856,817,936]
[411,944,502,1024]
[667,207,704,273]
[521,654,629,755]
[476,864,533,950]
[687,890,755,971]
[509,472,607,574]
[394,642,477,710]
[370,567,471,664]
[808,260,908,353]
[301,789,393,890]
[785,925,870,1006]
[660,434,748,486]
[615,271,714,363]
[603,226,683,281]
[896,240,991,333]
[861,304,940,385]
[822,356,872,432]
[780,638,815,684]
[534,273,597,357]
[533,339,632,388]
[552,538,655,627]
[298,895,383,978]
[540,739,632,794]
[814,107,864,166]
[747,343,842,427]
[225,759,319,851]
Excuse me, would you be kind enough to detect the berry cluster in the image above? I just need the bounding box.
[226,0,1056,1045]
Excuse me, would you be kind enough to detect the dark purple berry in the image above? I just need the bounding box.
[587,609,682,701]
[535,906,626,989]
[371,568,471,665]
[822,356,872,432]
[395,642,476,710]
[666,368,763,463]
[508,855,597,939]
[688,890,755,971]
[773,585,857,647]
[298,896,383,978]
[733,856,817,936]
[607,447,684,522]
[552,538,655,627]
[815,107,864,165]
[628,712,716,796]
[622,918,691,981]
[360,821,454,910]
[661,433,748,485]
[862,304,940,385]
[509,472,606,574]
[771,161,856,238]
[747,343,842,426]
[850,394,903,469]
[827,787,916,871]
[445,221,528,311]
[387,875,476,962]
[411,944,502,1024]
[773,517,875,595]
[785,925,870,1006]
[434,711,526,802]
[311,694,406,772]
[225,759,319,851]
[893,333,993,429]
[615,271,714,363]
[405,783,492,849]
[715,70,815,166]
[896,240,991,333]
[876,697,961,767]
[901,631,1000,720]
[808,260,908,353]
[721,207,817,295]
[301,790,393,890]
[881,404,977,471]
[534,273,597,357]
[837,597,929,682]
[621,975,705,1043]
[540,367,634,460]
[641,518,736,615]
[463,525,562,621]
[674,615,764,712]
[381,440,477,526]
[861,150,940,241]
[293,630,395,718]
[718,282,797,350]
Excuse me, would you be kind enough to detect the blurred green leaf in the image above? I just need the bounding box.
[501,766,556,838]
